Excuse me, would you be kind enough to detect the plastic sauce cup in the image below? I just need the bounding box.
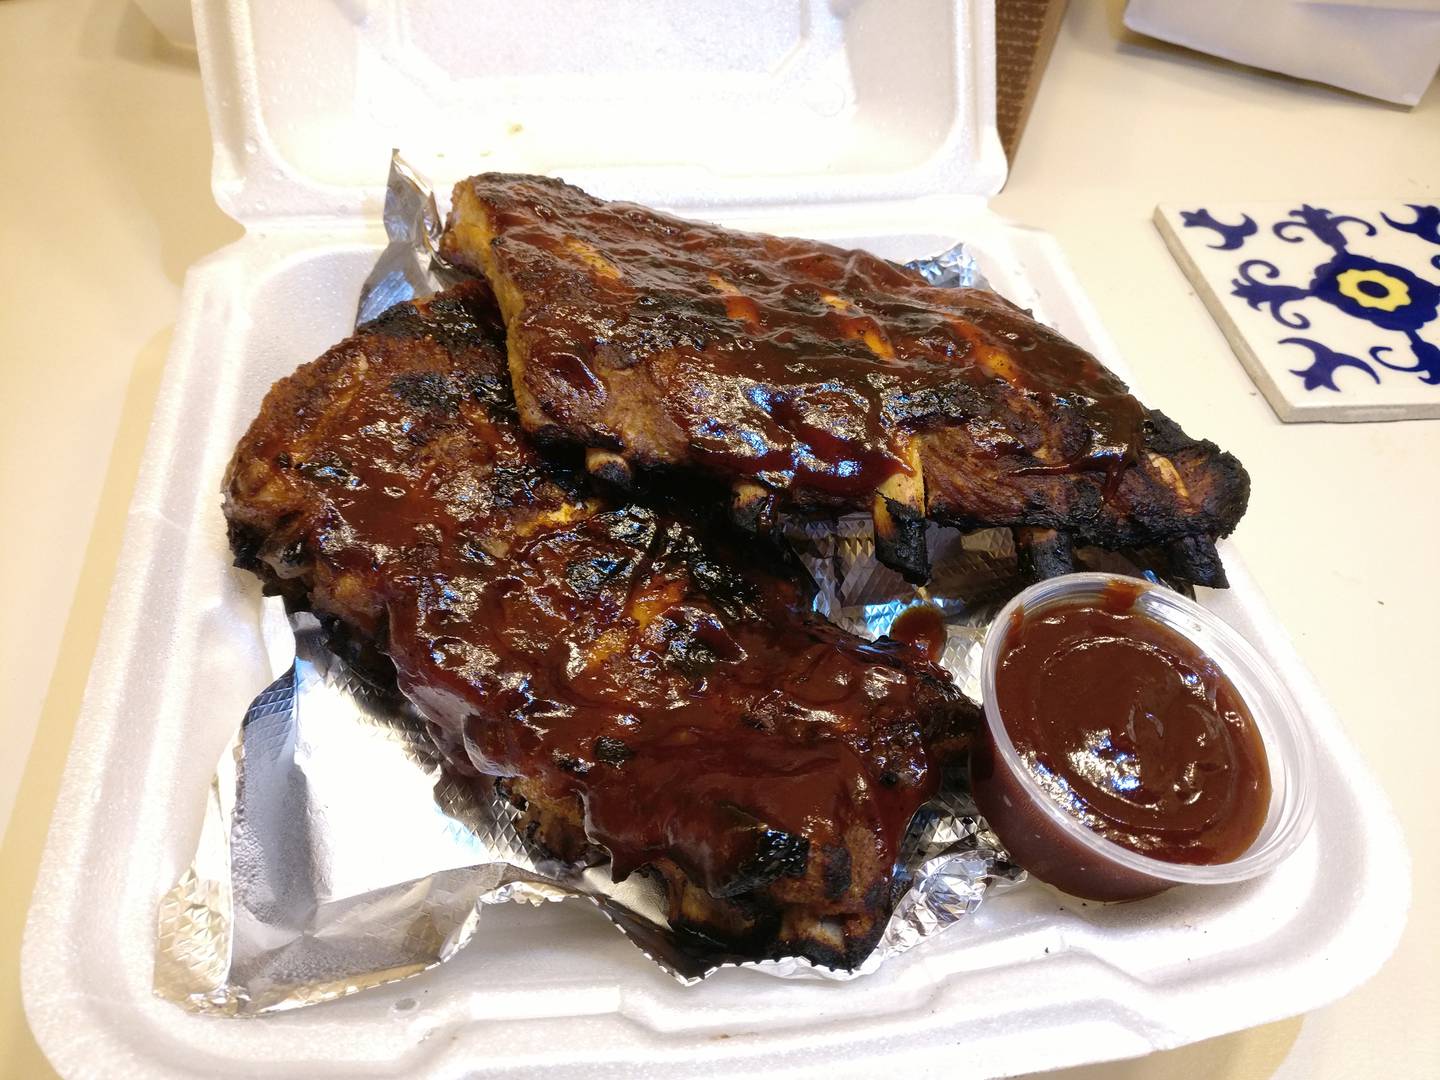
[971,572,1316,902]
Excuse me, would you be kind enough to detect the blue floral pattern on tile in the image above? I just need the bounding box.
[1382,204,1440,249]
[1183,203,1440,390]
[1233,260,1311,329]
[1278,338,1380,392]
[1180,209,1257,250]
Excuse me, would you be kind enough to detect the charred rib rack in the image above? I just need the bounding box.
[442,174,1249,586]
[224,282,973,968]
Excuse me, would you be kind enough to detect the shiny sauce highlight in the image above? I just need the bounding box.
[993,582,1270,865]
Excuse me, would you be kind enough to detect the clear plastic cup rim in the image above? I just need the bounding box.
[979,572,1317,887]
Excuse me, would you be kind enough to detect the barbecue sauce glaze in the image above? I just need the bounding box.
[229,283,972,908]
[889,604,948,663]
[992,581,1270,865]
[448,175,1148,499]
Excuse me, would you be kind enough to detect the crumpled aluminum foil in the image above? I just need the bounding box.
[158,154,1045,1014]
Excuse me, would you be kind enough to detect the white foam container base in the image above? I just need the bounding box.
[20,203,1409,1078]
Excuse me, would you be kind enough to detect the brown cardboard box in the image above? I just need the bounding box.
[996,0,1069,163]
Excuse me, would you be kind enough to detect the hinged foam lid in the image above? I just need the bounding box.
[194,0,1007,223]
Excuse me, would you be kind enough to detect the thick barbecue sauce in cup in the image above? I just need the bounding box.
[972,573,1314,901]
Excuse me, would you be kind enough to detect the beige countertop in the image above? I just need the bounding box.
[1,1,1435,1076]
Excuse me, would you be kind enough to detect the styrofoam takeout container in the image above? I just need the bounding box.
[22,2,1408,1077]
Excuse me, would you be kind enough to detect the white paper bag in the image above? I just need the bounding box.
[1125,0,1440,106]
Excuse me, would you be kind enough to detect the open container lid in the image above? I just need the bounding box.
[195,0,1008,223]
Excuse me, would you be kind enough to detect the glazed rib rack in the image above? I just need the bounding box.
[442,173,1249,586]
[223,282,973,968]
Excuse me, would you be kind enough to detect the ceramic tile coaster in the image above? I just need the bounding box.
[1156,201,1440,422]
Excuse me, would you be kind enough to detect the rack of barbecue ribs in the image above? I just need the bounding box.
[441,174,1250,586]
[224,281,974,969]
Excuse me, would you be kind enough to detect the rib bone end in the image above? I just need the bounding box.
[1166,535,1228,588]
[873,493,929,584]
[731,481,777,534]
[872,451,929,584]
[1015,527,1075,581]
[584,448,633,490]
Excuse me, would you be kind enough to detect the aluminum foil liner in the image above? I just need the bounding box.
[157,154,1047,1013]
